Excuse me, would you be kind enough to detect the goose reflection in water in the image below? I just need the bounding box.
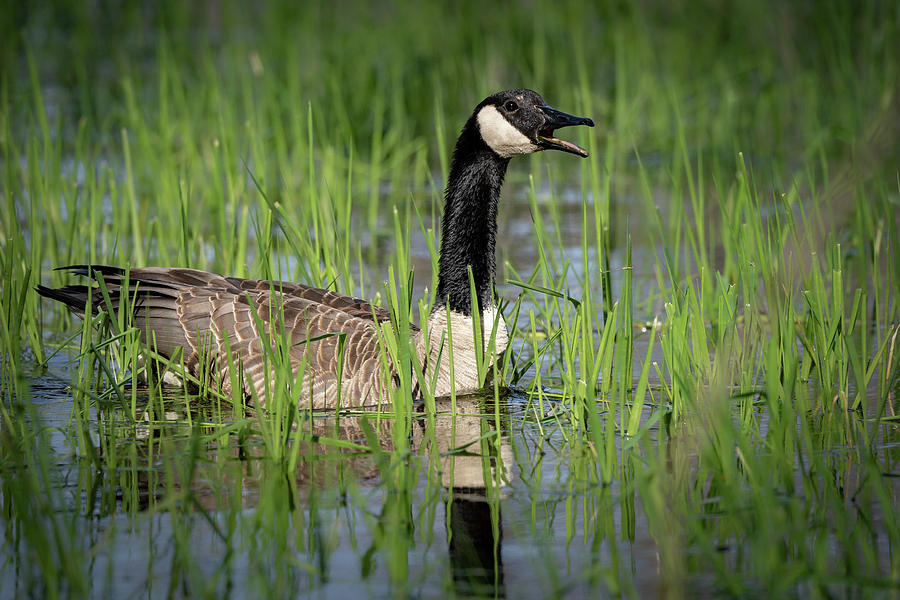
[433,397,511,598]
[98,395,511,595]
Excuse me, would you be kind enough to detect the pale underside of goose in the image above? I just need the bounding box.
[38,89,593,408]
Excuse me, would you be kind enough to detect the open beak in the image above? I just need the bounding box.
[537,105,595,157]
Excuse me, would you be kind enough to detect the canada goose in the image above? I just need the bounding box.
[38,89,593,408]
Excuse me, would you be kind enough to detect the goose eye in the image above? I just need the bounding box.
[504,101,518,112]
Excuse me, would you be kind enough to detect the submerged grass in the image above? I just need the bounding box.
[1,0,899,597]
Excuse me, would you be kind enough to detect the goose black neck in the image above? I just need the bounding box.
[435,116,510,316]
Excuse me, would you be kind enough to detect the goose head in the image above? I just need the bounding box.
[474,89,595,158]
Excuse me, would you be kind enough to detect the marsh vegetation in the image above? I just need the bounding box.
[1,1,899,597]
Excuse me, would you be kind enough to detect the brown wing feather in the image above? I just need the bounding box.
[227,277,395,324]
[119,267,397,325]
[187,289,388,407]
[40,266,401,407]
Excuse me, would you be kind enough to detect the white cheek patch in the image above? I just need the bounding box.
[476,105,539,158]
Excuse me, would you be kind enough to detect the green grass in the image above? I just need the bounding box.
[1,0,899,597]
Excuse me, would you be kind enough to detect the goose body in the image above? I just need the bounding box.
[38,89,593,407]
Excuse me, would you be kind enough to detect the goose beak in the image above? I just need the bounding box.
[537,106,594,157]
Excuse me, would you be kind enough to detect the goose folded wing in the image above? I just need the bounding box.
[227,277,395,324]
[186,289,390,407]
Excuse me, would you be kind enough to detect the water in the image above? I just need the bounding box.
[10,345,897,598]
[1,360,660,598]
